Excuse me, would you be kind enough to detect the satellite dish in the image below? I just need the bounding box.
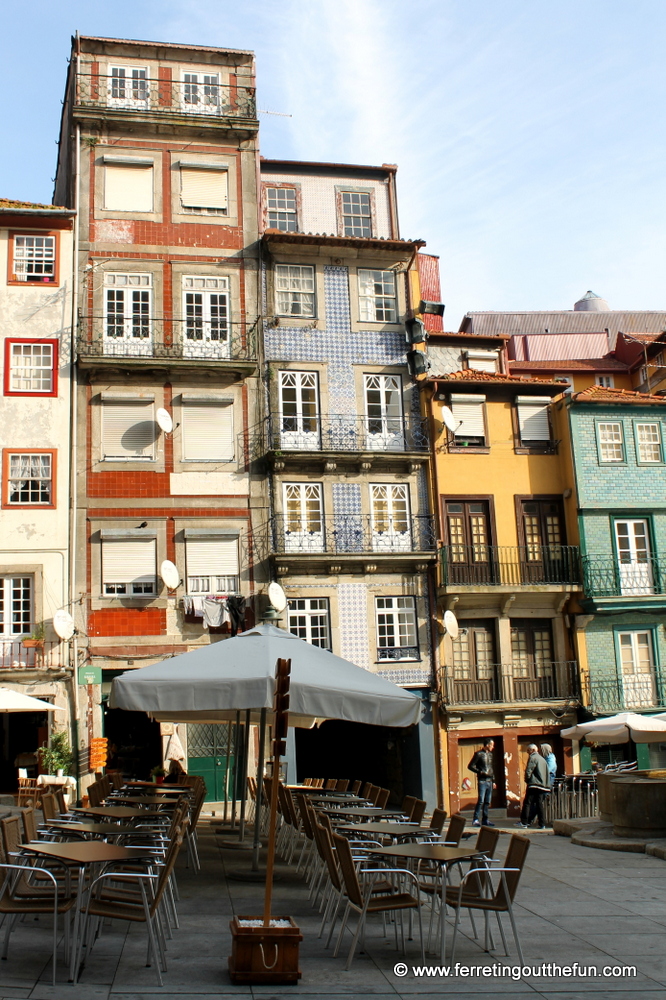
[160,560,180,590]
[443,609,459,640]
[268,582,288,613]
[53,610,75,641]
[156,408,173,434]
[441,406,457,433]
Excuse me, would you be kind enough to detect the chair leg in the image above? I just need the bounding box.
[505,901,524,966]
[449,906,462,965]
[345,909,366,971]
[495,910,509,955]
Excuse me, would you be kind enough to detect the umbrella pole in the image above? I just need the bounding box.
[223,721,231,824]
[231,711,240,829]
[239,709,250,841]
[252,708,267,871]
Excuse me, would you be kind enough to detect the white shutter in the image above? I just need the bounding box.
[103,538,156,585]
[465,351,498,373]
[182,402,233,461]
[180,168,228,210]
[186,538,239,576]
[517,397,551,442]
[104,164,154,212]
[451,394,486,439]
[102,402,156,459]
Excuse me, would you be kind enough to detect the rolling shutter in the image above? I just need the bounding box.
[180,168,228,210]
[102,401,156,460]
[186,538,239,577]
[102,538,156,586]
[104,164,154,212]
[182,401,233,461]
[517,397,551,442]
[465,350,498,373]
[451,394,486,440]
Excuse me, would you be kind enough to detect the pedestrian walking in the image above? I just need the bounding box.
[517,743,550,829]
[540,743,557,787]
[468,737,496,827]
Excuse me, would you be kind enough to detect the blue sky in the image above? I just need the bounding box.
[2,0,665,327]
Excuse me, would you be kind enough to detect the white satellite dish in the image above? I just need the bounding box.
[53,609,75,641]
[441,406,457,433]
[268,581,288,613]
[443,609,459,640]
[160,560,180,590]
[156,408,173,434]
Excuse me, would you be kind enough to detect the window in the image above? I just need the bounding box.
[618,631,657,708]
[181,398,234,461]
[4,340,57,396]
[358,269,396,323]
[340,191,372,237]
[443,500,492,583]
[283,483,324,552]
[182,72,220,111]
[614,519,654,595]
[266,187,297,231]
[3,451,54,506]
[180,165,228,215]
[275,265,315,318]
[101,400,156,461]
[450,620,498,700]
[104,273,151,346]
[0,576,32,637]
[278,371,320,450]
[595,375,615,388]
[636,422,662,463]
[10,234,57,284]
[450,394,486,447]
[185,534,239,595]
[516,396,552,445]
[370,483,411,551]
[518,499,567,583]
[464,350,499,373]
[597,421,624,463]
[182,276,230,356]
[510,619,556,699]
[108,66,149,106]
[364,374,404,450]
[288,598,330,649]
[376,597,418,661]
[103,159,154,213]
[102,535,156,596]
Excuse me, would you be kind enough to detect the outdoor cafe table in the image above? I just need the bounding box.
[73,806,165,821]
[371,843,482,960]
[46,820,136,839]
[125,780,184,789]
[20,839,155,979]
[110,795,179,807]
[337,821,422,840]
[319,806,405,820]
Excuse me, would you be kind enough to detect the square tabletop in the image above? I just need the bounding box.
[120,787,185,797]
[337,822,422,837]
[371,843,480,863]
[47,820,134,836]
[73,806,164,820]
[111,795,178,806]
[320,806,404,818]
[21,840,154,864]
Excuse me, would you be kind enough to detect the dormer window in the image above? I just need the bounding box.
[464,350,499,373]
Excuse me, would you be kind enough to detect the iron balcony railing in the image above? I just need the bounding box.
[266,414,429,454]
[440,544,581,587]
[77,317,257,364]
[582,555,665,599]
[271,514,437,556]
[76,72,256,120]
[0,640,65,671]
[444,661,579,705]
[586,676,665,714]
[377,645,420,663]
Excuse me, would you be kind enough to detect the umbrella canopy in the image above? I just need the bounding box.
[561,712,666,744]
[0,688,60,713]
[109,624,421,729]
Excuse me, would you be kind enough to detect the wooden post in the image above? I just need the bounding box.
[263,657,291,927]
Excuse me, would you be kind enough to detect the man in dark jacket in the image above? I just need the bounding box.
[517,744,550,829]
[468,738,496,827]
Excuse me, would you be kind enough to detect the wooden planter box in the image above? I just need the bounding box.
[228,915,302,984]
[22,639,44,649]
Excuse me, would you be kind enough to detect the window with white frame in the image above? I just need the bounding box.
[108,66,149,106]
[619,631,657,708]
[6,341,55,394]
[103,159,154,213]
[340,191,372,237]
[185,535,239,595]
[0,576,32,637]
[636,422,662,463]
[288,598,330,649]
[102,535,156,595]
[516,396,552,444]
[464,350,499,373]
[104,273,151,342]
[180,165,228,215]
[181,398,234,461]
[5,453,53,505]
[450,394,486,447]
[101,400,156,461]
[283,483,324,552]
[11,235,56,283]
[278,371,320,449]
[597,421,624,463]
[266,188,297,231]
[183,276,230,346]
[358,269,396,323]
[595,375,615,388]
[275,265,315,318]
[182,72,220,110]
[375,597,418,661]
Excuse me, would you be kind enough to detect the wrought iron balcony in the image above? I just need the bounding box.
[76,317,257,368]
[582,555,665,599]
[0,640,65,671]
[377,646,420,663]
[443,661,579,705]
[75,72,257,122]
[586,676,665,714]
[440,544,581,588]
[271,514,436,556]
[265,414,429,455]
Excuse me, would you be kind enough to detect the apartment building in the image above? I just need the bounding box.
[0,198,75,789]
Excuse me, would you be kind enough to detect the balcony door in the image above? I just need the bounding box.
[370,484,411,552]
[519,499,566,583]
[614,519,654,595]
[183,277,230,359]
[283,483,324,552]
[619,631,657,708]
[450,620,498,703]
[364,374,404,451]
[104,274,152,356]
[444,500,493,584]
[510,619,556,699]
[279,371,320,450]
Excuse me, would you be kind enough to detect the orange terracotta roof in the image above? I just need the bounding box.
[428,330,510,341]
[0,198,69,212]
[509,357,629,372]
[571,384,666,404]
[430,369,561,385]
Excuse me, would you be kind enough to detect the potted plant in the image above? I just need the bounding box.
[22,623,45,648]
[39,729,73,777]
[150,765,166,785]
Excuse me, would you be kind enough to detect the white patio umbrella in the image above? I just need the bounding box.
[0,688,61,712]
[561,712,666,744]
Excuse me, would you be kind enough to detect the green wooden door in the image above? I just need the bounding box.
[186,724,234,802]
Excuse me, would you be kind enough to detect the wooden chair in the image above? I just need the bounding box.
[359,782,372,798]
[376,787,390,809]
[410,799,427,825]
[41,793,59,823]
[350,780,361,795]
[335,779,349,793]
[16,777,39,808]
[19,808,38,844]
[443,813,466,846]
[429,807,447,835]
[325,778,338,790]
[401,794,416,819]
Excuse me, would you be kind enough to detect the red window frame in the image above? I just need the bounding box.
[2,449,57,509]
[7,231,60,286]
[4,339,59,397]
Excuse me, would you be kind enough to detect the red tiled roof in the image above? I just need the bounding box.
[0,198,68,212]
[428,331,509,341]
[262,230,424,249]
[429,370,562,386]
[571,385,666,404]
[509,357,629,372]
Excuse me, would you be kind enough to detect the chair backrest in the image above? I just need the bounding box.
[17,776,38,806]
[401,795,416,818]
[41,793,58,822]
[303,777,313,786]
[246,776,256,802]
[294,794,314,840]
[350,780,361,795]
[1,816,22,858]
[88,781,104,807]
[325,778,338,790]
[475,825,500,858]
[318,811,334,837]
[495,834,530,907]
[445,813,466,846]
[411,799,426,825]
[332,832,364,908]
[313,821,341,891]
[20,807,37,843]
[376,788,390,809]
[368,785,381,805]
[108,770,124,790]
[429,807,447,834]
[335,779,349,793]
[55,789,67,815]
[360,782,372,798]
